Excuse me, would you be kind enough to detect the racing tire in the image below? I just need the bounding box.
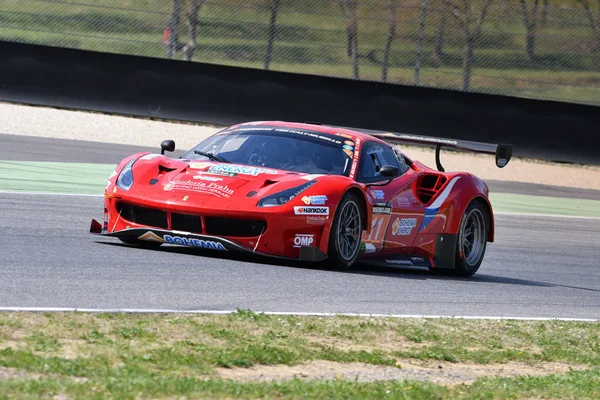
[327,192,363,270]
[118,237,163,250]
[453,200,489,277]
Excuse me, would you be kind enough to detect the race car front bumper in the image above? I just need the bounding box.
[89,219,328,262]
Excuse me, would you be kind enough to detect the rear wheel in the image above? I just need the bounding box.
[118,237,163,250]
[454,201,489,276]
[327,192,363,270]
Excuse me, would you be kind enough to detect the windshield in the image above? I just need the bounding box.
[180,126,355,176]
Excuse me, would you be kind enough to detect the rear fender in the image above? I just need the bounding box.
[422,174,494,242]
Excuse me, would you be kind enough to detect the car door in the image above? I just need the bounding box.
[357,141,423,253]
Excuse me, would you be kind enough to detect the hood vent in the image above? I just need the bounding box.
[158,165,177,174]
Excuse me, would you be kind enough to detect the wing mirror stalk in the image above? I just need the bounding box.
[366,165,399,187]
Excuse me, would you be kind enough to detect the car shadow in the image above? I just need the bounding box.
[95,240,599,292]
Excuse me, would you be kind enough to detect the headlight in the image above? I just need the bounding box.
[116,158,136,191]
[257,181,317,207]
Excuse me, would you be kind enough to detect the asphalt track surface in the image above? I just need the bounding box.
[3,133,600,200]
[1,192,599,319]
[1,134,600,319]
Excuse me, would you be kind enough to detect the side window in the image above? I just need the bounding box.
[357,142,404,183]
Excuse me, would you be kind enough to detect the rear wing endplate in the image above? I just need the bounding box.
[371,132,513,172]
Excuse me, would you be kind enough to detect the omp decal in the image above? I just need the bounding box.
[392,217,417,236]
[344,140,355,146]
[208,164,278,176]
[138,231,165,243]
[294,206,329,215]
[419,176,462,232]
[293,234,314,247]
[163,235,227,250]
[301,195,327,205]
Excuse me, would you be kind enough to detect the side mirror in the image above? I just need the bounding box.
[379,165,399,177]
[366,165,399,187]
[161,140,175,155]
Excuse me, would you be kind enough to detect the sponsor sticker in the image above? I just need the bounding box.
[349,138,361,178]
[138,231,165,243]
[370,189,385,200]
[164,234,227,250]
[301,195,328,205]
[193,175,223,182]
[294,206,329,216]
[208,163,278,176]
[344,140,354,146]
[343,149,353,158]
[306,215,328,224]
[164,180,234,198]
[293,234,315,248]
[372,206,392,214]
[396,197,410,207]
[386,259,413,265]
[392,217,417,236]
[343,144,354,151]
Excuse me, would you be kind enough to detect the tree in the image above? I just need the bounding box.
[182,0,208,61]
[444,0,494,91]
[577,0,600,51]
[432,0,449,64]
[264,0,281,70]
[337,0,360,79]
[519,0,549,61]
[381,0,399,82]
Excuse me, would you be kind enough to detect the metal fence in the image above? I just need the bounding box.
[1,0,599,105]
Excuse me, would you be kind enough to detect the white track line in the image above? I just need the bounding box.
[0,190,103,197]
[0,307,597,322]
[2,190,598,219]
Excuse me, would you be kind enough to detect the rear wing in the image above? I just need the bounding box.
[371,132,513,172]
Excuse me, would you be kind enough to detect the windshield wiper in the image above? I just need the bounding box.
[194,150,230,163]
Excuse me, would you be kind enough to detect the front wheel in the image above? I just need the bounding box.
[454,201,489,277]
[327,192,363,270]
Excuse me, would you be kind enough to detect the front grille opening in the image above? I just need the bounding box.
[205,217,267,237]
[117,203,168,229]
[171,213,202,234]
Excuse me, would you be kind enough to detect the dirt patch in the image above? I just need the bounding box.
[216,359,587,386]
[1,102,599,190]
[0,366,88,382]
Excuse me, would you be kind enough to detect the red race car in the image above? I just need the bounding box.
[90,121,512,276]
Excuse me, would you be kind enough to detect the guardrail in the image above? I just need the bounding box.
[0,41,598,164]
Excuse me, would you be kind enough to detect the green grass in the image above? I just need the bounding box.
[0,0,599,105]
[0,310,599,398]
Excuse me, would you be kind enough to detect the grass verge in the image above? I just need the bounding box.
[0,310,599,399]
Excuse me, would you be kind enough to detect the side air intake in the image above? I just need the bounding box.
[414,174,447,204]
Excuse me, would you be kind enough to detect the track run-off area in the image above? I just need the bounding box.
[1,132,600,321]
